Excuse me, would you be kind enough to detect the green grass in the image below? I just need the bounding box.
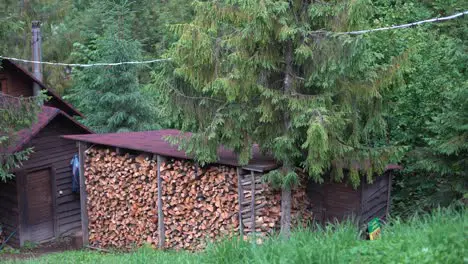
[3,208,466,264]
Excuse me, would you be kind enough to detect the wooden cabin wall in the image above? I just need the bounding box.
[0,178,20,247]
[1,62,80,116]
[307,181,361,224]
[360,173,391,224]
[0,65,33,97]
[21,116,89,238]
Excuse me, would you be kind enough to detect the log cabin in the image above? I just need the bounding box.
[0,59,92,247]
[62,130,399,250]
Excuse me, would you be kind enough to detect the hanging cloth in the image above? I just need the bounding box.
[71,154,80,193]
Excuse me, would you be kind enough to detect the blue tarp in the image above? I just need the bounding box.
[70,154,80,193]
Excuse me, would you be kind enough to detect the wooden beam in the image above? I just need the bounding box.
[236,168,244,237]
[78,141,89,247]
[241,166,264,173]
[157,155,166,249]
[115,147,123,155]
[241,203,266,215]
[250,170,255,234]
[194,162,200,180]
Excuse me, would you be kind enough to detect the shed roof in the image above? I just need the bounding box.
[7,106,92,153]
[62,130,279,171]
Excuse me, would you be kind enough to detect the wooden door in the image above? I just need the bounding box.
[25,168,55,243]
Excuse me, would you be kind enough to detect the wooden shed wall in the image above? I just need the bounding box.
[307,180,361,224]
[360,173,391,224]
[307,173,392,226]
[21,116,88,238]
[0,178,20,247]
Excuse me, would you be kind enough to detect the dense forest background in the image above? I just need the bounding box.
[0,0,466,218]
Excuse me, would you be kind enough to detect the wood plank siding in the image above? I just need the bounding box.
[0,178,20,247]
[361,173,391,224]
[20,116,88,239]
[307,181,360,224]
[0,65,33,97]
[307,172,392,226]
[324,183,361,222]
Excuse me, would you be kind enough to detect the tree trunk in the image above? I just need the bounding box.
[280,40,294,238]
[280,184,292,238]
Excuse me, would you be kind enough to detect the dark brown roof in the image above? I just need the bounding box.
[7,106,92,153]
[2,59,84,117]
[62,129,279,171]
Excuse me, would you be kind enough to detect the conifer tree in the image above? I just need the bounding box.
[0,93,45,181]
[65,1,156,133]
[162,0,403,236]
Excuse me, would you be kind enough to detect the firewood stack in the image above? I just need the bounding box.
[84,147,312,251]
[160,160,240,250]
[85,149,159,249]
[238,172,313,238]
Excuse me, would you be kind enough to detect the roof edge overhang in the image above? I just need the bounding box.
[61,132,400,174]
[61,133,279,172]
[11,108,92,153]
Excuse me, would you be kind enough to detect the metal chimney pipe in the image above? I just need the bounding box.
[31,21,42,96]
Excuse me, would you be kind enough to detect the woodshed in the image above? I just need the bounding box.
[63,129,398,251]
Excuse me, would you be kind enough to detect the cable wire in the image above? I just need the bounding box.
[339,10,467,35]
[0,11,466,67]
[0,55,172,67]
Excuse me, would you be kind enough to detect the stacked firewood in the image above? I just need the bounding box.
[160,160,239,250]
[85,149,159,249]
[84,147,312,251]
[239,173,313,238]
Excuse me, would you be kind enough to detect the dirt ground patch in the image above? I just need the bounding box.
[0,236,79,261]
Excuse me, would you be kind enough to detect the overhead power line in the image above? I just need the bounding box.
[339,10,467,35]
[0,10,466,68]
[0,55,171,67]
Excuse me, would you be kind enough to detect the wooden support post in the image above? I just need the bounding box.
[236,168,244,237]
[157,155,165,248]
[250,170,255,234]
[115,147,123,155]
[78,141,89,247]
[194,162,201,180]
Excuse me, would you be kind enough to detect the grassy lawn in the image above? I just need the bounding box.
[3,208,466,264]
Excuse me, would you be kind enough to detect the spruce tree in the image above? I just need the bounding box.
[162,0,403,236]
[0,93,45,181]
[65,1,155,133]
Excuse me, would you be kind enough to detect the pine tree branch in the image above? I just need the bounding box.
[165,82,226,103]
[292,74,305,81]
[289,0,300,24]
